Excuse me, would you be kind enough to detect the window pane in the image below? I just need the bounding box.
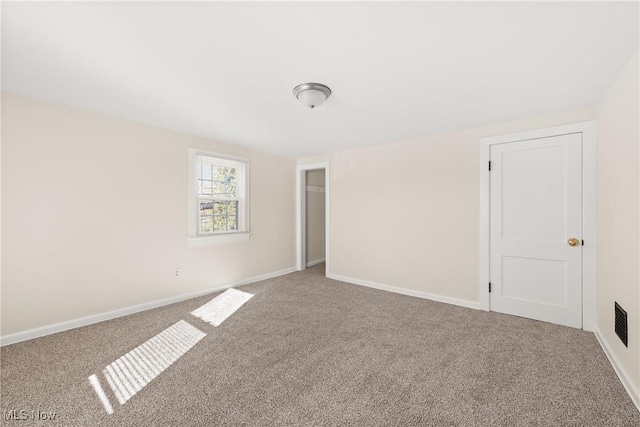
[228,201,237,217]
[227,215,238,231]
[198,160,239,198]
[226,169,237,197]
[228,201,238,230]
[199,200,214,233]
[226,181,237,197]
[212,167,237,196]
[212,181,225,195]
[214,215,227,231]
[222,166,234,179]
[200,216,213,233]
[200,180,213,195]
[212,166,228,183]
[202,165,212,180]
[199,200,214,216]
[198,200,239,233]
[213,201,227,216]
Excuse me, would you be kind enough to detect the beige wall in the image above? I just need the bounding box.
[596,50,639,395]
[304,106,598,304]
[298,53,639,396]
[305,169,325,265]
[1,92,296,336]
[3,54,638,394]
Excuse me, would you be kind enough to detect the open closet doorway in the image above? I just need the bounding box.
[305,169,326,268]
[296,162,330,274]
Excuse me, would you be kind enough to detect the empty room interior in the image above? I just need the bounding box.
[2,1,640,425]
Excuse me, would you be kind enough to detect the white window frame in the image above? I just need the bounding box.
[188,148,251,246]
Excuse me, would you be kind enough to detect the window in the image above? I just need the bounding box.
[189,149,250,245]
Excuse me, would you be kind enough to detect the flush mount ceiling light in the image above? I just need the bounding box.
[292,83,332,109]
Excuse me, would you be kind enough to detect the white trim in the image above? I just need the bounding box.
[306,258,326,267]
[188,232,251,247]
[328,273,481,311]
[594,328,640,411]
[479,121,598,331]
[479,141,491,312]
[581,122,598,332]
[296,162,331,275]
[296,167,306,271]
[0,266,296,347]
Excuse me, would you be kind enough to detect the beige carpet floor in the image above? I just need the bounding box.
[1,264,639,426]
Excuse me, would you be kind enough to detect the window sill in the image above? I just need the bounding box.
[188,232,251,247]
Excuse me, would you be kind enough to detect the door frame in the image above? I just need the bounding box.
[479,121,597,331]
[296,162,331,273]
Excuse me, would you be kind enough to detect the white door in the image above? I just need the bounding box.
[489,133,583,328]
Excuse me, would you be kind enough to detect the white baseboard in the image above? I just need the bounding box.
[306,258,326,267]
[327,273,481,311]
[0,266,297,347]
[593,327,640,411]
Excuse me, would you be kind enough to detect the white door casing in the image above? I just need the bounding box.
[490,133,583,328]
[479,121,597,331]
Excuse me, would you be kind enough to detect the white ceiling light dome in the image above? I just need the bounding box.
[293,83,331,109]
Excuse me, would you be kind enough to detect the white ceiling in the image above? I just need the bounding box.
[2,2,638,158]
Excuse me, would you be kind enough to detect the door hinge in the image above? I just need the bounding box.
[488,161,491,171]
[489,282,492,293]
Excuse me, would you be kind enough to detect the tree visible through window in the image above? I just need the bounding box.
[195,153,248,235]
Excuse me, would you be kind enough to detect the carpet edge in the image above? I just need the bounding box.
[327,273,481,311]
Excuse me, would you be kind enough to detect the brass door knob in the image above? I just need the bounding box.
[568,238,580,247]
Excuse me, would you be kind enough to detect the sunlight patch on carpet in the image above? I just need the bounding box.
[90,320,206,412]
[88,374,114,415]
[191,288,254,327]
